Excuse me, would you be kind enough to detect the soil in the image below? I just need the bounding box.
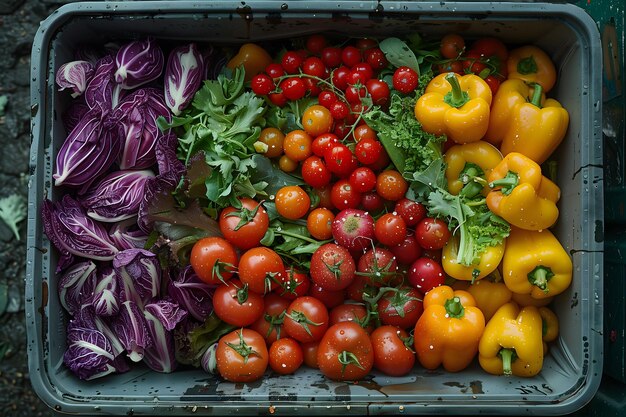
[0,1,65,415]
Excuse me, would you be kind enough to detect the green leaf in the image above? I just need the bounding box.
[379,37,420,75]
[0,195,26,241]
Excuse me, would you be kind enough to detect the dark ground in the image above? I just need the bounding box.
[0,0,62,415]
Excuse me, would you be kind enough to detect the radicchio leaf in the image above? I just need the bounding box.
[73,303,125,357]
[53,105,122,191]
[155,131,185,177]
[164,43,204,116]
[168,266,214,321]
[113,248,161,308]
[114,38,164,90]
[42,195,119,264]
[82,170,155,222]
[62,98,89,134]
[109,218,149,250]
[143,299,187,373]
[92,266,120,317]
[64,326,116,380]
[115,88,170,170]
[58,260,97,315]
[112,300,152,362]
[85,55,119,111]
[56,60,95,98]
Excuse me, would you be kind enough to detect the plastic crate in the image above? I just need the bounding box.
[26,1,603,415]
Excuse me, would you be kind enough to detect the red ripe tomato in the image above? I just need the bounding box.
[355,137,383,165]
[331,66,351,90]
[356,38,378,51]
[471,37,508,63]
[415,217,451,250]
[392,66,419,94]
[238,247,284,295]
[284,296,329,343]
[213,279,265,327]
[349,166,377,193]
[302,156,332,188]
[317,322,374,381]
[324,144,358,178]
[348,62,374,85]
[302,56,326,78]
[329,303,372,333]
[308,282,345,309]
[408,256,445,294]
[279,78,307,101]
[265,63,285,79]
[219,198,269,250]
[190,237,238,285]
[341,46,362,67]
[312,133,340,157]
[364,47,389,71]
[374,213,407,247]
[303,77,321,97]
[313,185,334,210]
[376,170,408,201]
[352,124,377,143]
[301,341,320,368]
[360,191,385,214]
[390,234,423,266]
[330,180,362,210]
[269,91,287,107]
[370,325,415,376]
[318,90,338,108]
[394,198,427,227]
[321,47,342,68]
[269,337,304,375]
[484,75,501,95]
[436,60,463,75]
[440,33,466,59]
[310,243,356,291]
[377,286,424,329]
[216,328,268,382]
[273,268,311,301]
[251,73,274,95]
[345,84,367,105]
[357,247,399,287]
[306,34,327,55]
[366,79,391,107]
[281,51,303,74]
[329,100,350,120]
[249,293,290,345]
[462,50,487,75]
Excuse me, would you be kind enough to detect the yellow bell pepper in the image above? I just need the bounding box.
[444,141,502,198]
[500,84,569,165]
[487,152,560,230]
[502,227,573,299]
[415,72,492,144]
[539,306,559,355]
[465,279,513,321]
[506,45,557,93]
[414,286,485,372]
[479,302,544,377]
[511,292,554,307]
[484,79,545,146]
[442,235,505,281]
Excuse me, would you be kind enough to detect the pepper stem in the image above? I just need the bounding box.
[527,265,554,292]
[499,348,518,376]
[444,73,470,108]
[460,163,486,199]
[529,83,543,108]
[489,171,519,196]
[444,296,465,319]
[517,56,538,75]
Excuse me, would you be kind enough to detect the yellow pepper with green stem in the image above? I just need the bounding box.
[507,45,557,93]
[444,141,502,198]
[479,302,544,377]
[502,227,573,299]
[414,72,492,144]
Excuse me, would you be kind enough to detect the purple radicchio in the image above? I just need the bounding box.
[82,169,155,223]
[164,43,204,116]
[42,195,119,268]
[113,248,161,308]
[112,300,152,362]
[56,60,95,98]
[72,303,126,358]
[168,265,215,321]
[62,98,90,134]
[115,88,170,170]
[53,105,123,191]
[156,131,185,177]
[58,260,97,315]
[63,326,117,380]
[92,266,121,317]
[114,38,164,90]
[143,300,188,373]
[109,218,149,250]
[85,55,122,111]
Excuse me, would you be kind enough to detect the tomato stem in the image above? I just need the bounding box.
[225,329,259,364]
[286,309,323,337]
[338,350,365,376]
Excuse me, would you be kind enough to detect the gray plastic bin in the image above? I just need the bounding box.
[26,1,603,415]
